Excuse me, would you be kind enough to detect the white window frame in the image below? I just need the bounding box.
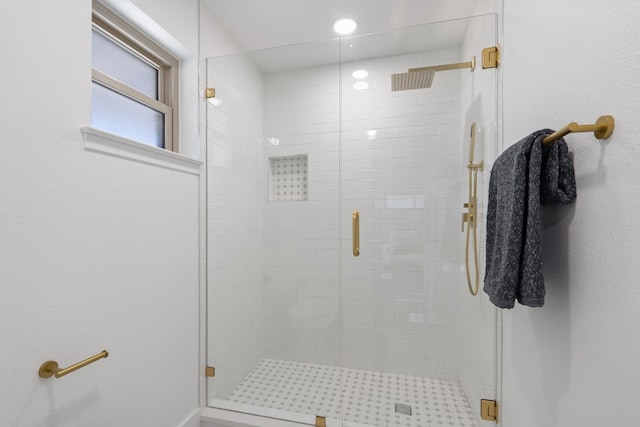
[91,0,179,152]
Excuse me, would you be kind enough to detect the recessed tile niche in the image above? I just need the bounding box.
[268,155,308,201]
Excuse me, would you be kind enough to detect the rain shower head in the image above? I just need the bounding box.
[391,57,476,92]
[391,70,435,91]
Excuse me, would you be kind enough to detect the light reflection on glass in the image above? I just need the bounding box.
[353,81,368,91]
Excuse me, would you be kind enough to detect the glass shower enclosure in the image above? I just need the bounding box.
[203,14,500,427]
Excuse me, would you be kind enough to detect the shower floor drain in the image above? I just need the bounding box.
[395,403,412,416]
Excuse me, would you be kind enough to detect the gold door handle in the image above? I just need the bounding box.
[352,210,360,257]
[39,350,109,379]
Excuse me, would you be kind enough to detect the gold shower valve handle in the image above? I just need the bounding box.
[39,350,109,379]
[461,212,468,232]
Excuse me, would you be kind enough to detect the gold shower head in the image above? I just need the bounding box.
[391,57,476,91]
[391,70,436,91]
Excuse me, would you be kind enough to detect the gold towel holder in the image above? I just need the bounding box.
[542,115,614,145]
[39,350,109,379]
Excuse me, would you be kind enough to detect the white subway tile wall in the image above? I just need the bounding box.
[262,59,342,366]
[342,48,464,380]
[262,47,465,380]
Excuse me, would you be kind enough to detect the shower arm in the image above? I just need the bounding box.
[409,57,476,73]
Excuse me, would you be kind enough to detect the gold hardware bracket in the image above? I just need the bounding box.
[315,416,327,427]
[205,88,215,99]
[481,399,499,422]
[206,366,215,377]
[39,350,109,379]
[482,46,500,69]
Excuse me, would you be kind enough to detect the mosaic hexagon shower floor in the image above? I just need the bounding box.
[227,359,477,427]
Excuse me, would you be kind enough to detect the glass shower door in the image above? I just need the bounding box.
[338,15,499,426]
[203,13,500,427]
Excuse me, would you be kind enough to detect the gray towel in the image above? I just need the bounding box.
[484,129,577,308]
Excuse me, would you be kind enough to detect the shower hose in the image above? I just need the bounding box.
[464,121,482,297]
[465,164,481,296]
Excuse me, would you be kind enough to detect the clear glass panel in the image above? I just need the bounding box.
[204,14,499,427]
[92,29,158,100]
[204,37,342,425]
[91,82,164,148]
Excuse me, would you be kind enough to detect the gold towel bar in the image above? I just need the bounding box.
[39,350,109,379]
[542,115,614,145]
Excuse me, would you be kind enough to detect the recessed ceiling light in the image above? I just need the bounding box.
[333,18,357,36]
[352,69,368,79]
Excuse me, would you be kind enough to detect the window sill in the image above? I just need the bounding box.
[81,127,202,175]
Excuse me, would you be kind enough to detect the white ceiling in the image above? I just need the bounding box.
[200,0,480,52]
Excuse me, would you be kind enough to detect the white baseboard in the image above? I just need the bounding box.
[178,408,202,427]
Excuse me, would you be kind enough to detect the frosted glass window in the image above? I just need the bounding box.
[91,2,178,151]
[92,29,158,100]
[91,82,164,148]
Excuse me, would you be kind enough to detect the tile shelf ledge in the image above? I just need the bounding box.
[81,127,202,175]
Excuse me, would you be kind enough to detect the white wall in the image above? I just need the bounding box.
[0,1,201,426]
[501,1,640,426]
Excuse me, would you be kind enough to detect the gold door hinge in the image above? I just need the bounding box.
[315,416,326,427]
[481,399,499,422]
[205,366,215,377]
[482,46,500,69]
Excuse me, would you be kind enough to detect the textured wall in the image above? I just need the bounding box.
[502,1,640,426]
[0,1,201,426]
